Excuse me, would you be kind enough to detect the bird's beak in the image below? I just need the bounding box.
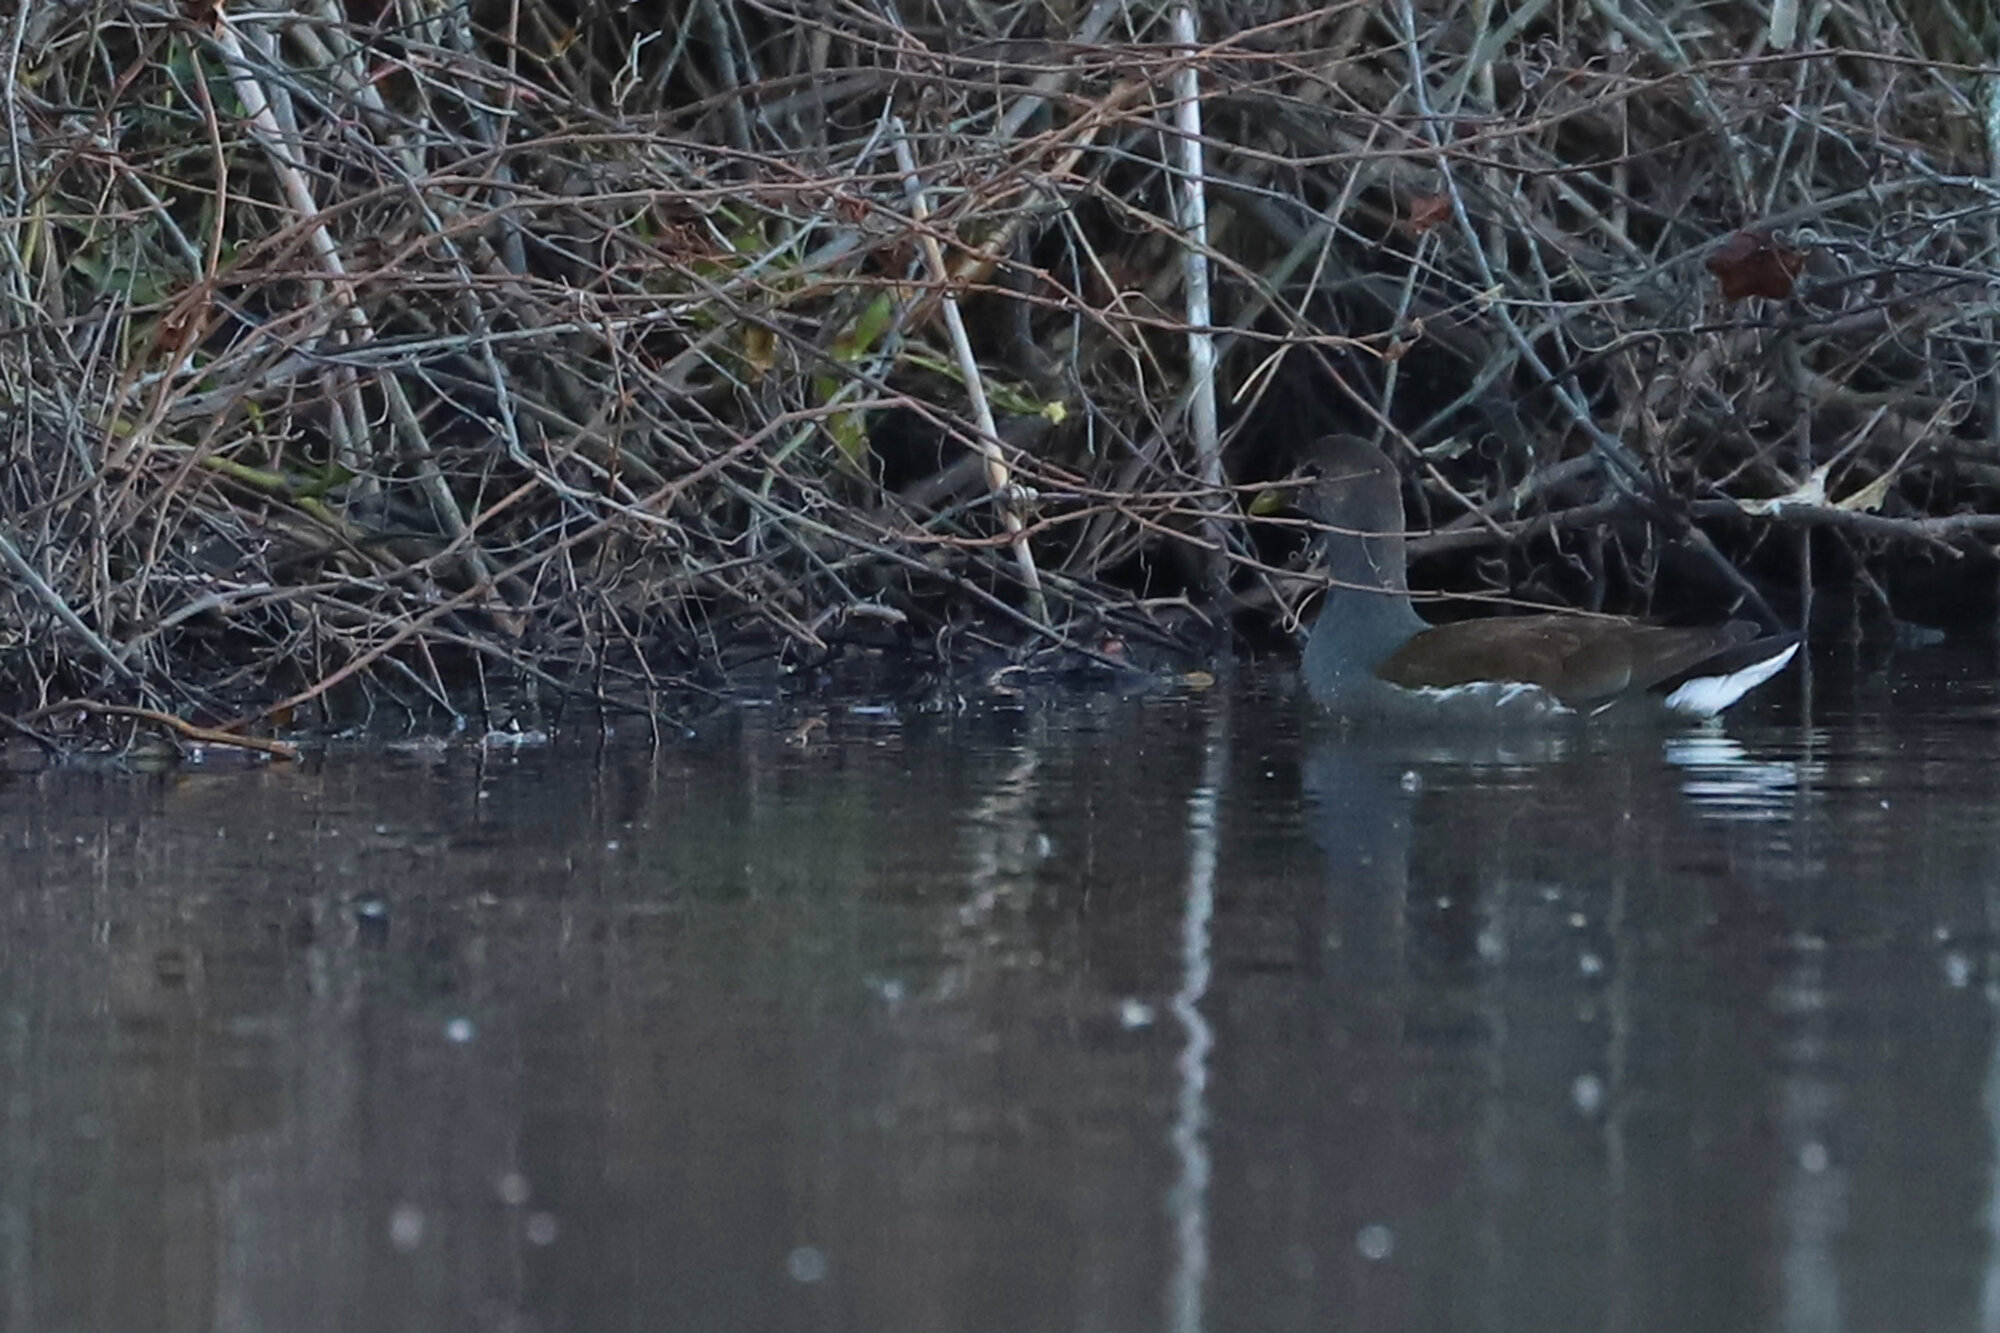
[1247,478,1309,517]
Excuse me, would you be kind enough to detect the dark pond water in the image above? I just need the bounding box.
[5,646,2000,1332]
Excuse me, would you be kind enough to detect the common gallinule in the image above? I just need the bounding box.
[1294,434,1798,721]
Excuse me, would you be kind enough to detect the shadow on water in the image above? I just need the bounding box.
[4,647,2000,1331]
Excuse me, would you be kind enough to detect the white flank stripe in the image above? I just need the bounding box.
[1662,641,1800,717]
[1412,681,1575,716]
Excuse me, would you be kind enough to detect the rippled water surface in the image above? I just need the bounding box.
[5,646,2000,1332]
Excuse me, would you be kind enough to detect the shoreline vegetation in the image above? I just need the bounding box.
[4,0,1998,752]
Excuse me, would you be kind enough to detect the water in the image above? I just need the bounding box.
[3,646,1998,1332]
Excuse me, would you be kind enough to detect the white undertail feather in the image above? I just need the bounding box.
[1661,642,1800,718]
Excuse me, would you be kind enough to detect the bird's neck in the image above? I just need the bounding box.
[1303,530,1427,693]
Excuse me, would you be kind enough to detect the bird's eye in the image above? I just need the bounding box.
[1299,462,1325,482]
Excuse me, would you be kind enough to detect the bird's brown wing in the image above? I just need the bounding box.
[1376,615,1757,706]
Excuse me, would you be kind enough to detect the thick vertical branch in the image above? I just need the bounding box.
[892,120,1048,627]
[1172,7,1225,596]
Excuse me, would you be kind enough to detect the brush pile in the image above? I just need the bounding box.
[2,0,1997,725]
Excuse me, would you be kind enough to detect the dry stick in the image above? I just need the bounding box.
[749,494,1138,672]
[239,448,1113,730]
[1374,232,1438,448]
[904,78,1149,335]
[343,146,526,594]
[1438,452,1602,530]
[16,700,300,760]
[1769,0,1802,48]
[233,410,884,725]
[237,32,364,468]
[890,119,1048,626]
[193,17,374,479]
[1442,0,1553,112]
[700,0,754,155]
[1685,499,2000,547]
[0,3,26,231]
[1447,0,1515,271]
[1586,0,1749,200]
[1171,7,1225,596]
[0,711,60,754]
[0,526,140,683]
[1391,0,1782,627]
[871,4,1147,332]
[1412,496,1631,558]
[1987,73,2000,180]
[994,0,1133,140]
[438,0,530,277]
[162,18,376,520]
[125,59,236,625]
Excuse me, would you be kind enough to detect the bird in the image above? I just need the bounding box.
[1290,433,1798,722]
